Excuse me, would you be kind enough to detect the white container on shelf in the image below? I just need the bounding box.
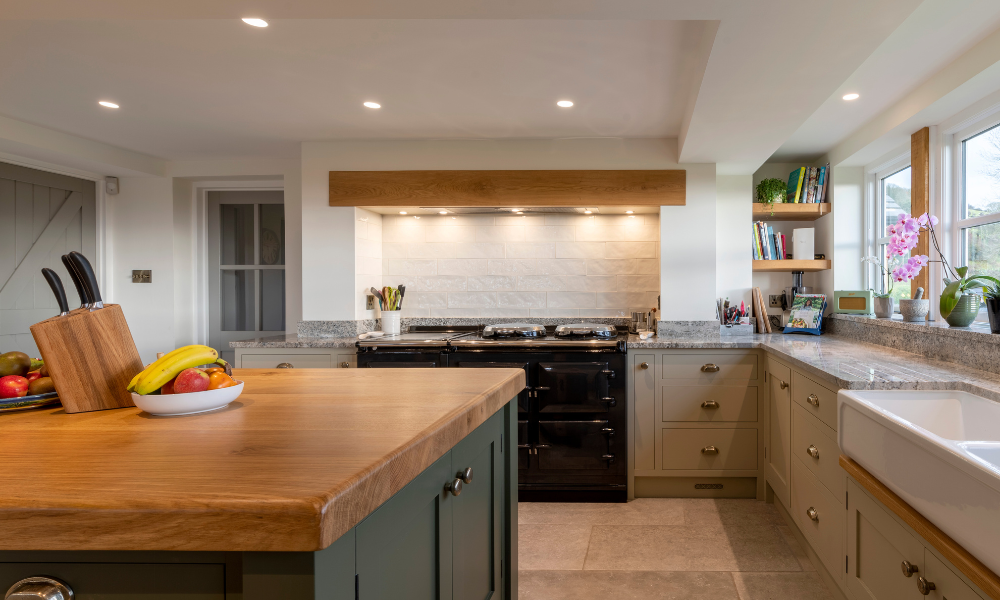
[381,310,402,335]
[792,228,815,261]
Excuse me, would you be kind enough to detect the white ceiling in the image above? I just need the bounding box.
[771,0,1000,163]
[0,0,960,173]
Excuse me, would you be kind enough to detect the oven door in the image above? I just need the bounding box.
[356,351,447,368]
[453,359,531,414]
[536,362,615,413]
[536,420,615,471]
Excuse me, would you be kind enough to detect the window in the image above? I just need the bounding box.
[959,124,1000,283]
[869,162,912,306]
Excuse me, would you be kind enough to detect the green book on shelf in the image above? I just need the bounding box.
[786,167,806,203]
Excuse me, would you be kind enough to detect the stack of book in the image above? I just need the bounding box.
[752,221,787,260]
[786,163,830,203]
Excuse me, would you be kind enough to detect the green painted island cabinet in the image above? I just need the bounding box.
[0,404,517,600]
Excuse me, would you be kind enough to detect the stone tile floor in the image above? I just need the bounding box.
[518,498,836,599]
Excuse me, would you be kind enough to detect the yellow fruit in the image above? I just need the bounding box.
[133,345,225,395]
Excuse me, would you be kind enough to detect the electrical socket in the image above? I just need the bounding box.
[769,295,782,308]
[366,295,375,310]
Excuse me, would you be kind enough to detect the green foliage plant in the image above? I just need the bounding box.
[755,178,786,215]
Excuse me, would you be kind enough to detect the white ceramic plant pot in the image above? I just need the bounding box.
[873,296,894,319]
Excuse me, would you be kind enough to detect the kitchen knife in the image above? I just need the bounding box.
[68,251,103,310]
[61,254,92,309]
[41,268,70,317]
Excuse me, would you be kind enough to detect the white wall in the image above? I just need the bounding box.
[716,174,752,309]
[355,207,383,318]
[302,138,716,323]
[380,213,660,318]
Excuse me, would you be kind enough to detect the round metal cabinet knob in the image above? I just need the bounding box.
[807,393,820,406]
[806,445,820,459]
[901,561,919,577]
[916,576,936,595]
[806,507,819,522]
[459,467,473,484]
[639,362,649,370]
[779,380,789,390]
[5,577,74,600]
[340,362,350,368]
[276,363,294,369]
[446,478,463,496]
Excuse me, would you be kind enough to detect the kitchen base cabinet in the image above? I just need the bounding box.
[0,401,516,600]
[764,356,791,509]
[234,347,357,369]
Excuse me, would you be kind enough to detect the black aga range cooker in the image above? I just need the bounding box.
[357,323,627,502]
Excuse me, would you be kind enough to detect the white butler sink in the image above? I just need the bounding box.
[839,389,1000,574]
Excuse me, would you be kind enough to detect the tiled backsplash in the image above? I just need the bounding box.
[380,213,660,318]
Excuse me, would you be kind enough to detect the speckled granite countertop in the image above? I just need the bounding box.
[230,334,358,348]
[628,333,1000,400]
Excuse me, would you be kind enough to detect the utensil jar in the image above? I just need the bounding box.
[381,310,402,335]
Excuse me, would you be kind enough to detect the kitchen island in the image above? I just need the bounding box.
[0,368,524,599]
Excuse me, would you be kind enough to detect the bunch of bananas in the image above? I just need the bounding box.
[128,345,230,395]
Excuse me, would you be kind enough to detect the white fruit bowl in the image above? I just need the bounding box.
[131,382,244,416]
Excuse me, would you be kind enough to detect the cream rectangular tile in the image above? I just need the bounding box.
[606,242,657,258]
[387,259,437,276]
[636,259,660,274]
[426,225,476,242]
[576,223,625,242]
[618,275,659,292]
[382,243,408,258]
[506,242,557,259]
[407,243,457,259]
[432,214,496,227]
[544,215,591,227]
[385,222,425,243]
[455,242,505,259]
[497,215,545,227]
[468,275,517,291]
[497,291,547,308]
[579,309,631,318]
[395,275,467,291]
[518,499,685,525]
[556,242,606,259]
[404,292,448,309]
[438,258,488,276]
[448,291,498,308]
[535,259,588,275]
[546,292,597,308]
[356,256,382,276]
[516,275,608,291]
[529,308,580,317]
[355,236,381,258]
[622,222,659,241]
[476,226,525,242]
[518,523,593,570]
[519,571,741,600]
[587,259,637,275]
[381,258,390,276]
[488,259,535,275]
[400,306,430,317]
[430,308,530,317]
[596,291,658,309]
[523,226,576,242]
[732,572,834,600]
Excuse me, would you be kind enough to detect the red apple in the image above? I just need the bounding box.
[173,368,210,394]
[26,371,41,383]
[160,377,176,395]
[0,375,29,399]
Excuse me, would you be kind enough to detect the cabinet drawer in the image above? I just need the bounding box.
[661,428,757,471]
[791,371,838,431]
[240,353,333,369]
[659,354,758,382]
[661,385,758,422]
[924,550,985,600]
[0,563,224,598]
[792,403,845,499]
[791,458,844,580]
[766,355,791,382]
[336,353,357,368]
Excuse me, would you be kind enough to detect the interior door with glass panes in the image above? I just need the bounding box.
[208,190,285,363]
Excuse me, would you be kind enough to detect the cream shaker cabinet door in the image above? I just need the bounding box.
[765,358,791,508]
[632,354,656,471]
[847,479,924,600]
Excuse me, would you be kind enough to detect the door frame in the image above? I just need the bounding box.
[193,181,283,346]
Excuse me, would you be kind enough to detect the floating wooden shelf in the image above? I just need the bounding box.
[752,259,831,272]
[753,203,831,221]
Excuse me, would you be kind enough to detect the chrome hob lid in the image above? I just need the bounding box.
[481,322,547,338]
[553,323,618,338]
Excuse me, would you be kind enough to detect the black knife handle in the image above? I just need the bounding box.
[41,268,70,316]
[61,254,91,306]
[69,251,102,306]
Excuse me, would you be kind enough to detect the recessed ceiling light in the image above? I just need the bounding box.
[584,210,592,214]
[516,212,524,215]
[625,210,634,214]
[399,211,407,215]
[438,210,448,215]
[363,101,381,109]
[414,216,420,219]
[241,18,268,27]
[98,101,119,109]
[843,93,860,101]
[629,215,636,219]
[557,100,574,108]
[510,208,521,212]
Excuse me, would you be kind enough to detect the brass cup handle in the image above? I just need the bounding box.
[340,361,350,368]
[445,478,463,496]
[459,467,473,484]
[701,364,721,373]
[807,393,820,406]
[901,561,919,577]
[701,400,720,409]
[779,380,789,390]
[806,507,819,521]
[916,576,936,595]
[806,445,819,459]
[701,445,719,455]
[639,362,649,370]
[276,363,294,369]
[5,576,74,600]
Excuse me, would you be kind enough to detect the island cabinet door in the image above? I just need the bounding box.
[450,409,503,600]
[356,451,454,600]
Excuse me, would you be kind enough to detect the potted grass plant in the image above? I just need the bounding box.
[755,178,786,215]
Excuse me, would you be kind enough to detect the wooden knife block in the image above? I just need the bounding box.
[30,304,143,414]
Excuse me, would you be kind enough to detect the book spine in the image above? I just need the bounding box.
[815,167,825,204]
[795,167,805,202]
[768,226,778,260]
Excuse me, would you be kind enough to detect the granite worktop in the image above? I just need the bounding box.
[230,334,358,348]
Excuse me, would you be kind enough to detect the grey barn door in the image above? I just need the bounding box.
[0,162,97,358]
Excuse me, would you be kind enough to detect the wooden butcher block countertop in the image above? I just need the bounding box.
[0,368,525,552]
